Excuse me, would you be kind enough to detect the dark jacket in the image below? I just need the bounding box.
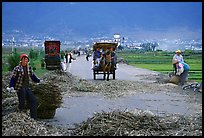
[9,64,40,91]
[93,50,101,61]
[68,54,73,63]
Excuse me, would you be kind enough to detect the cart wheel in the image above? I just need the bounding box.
[113,70,115,80]
[93,71,96,80]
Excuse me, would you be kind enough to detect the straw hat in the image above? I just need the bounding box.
[175,50,181,53]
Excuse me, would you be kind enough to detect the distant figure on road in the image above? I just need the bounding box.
[61,50,65,60]
[65,52,73,72]
[109,47,117,69]
[77,50,80,56]
[85,48,90,61]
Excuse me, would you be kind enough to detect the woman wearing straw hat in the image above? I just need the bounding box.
[172,50,184,75]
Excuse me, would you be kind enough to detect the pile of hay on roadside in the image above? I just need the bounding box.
[71,110,202,136]
[2,112,72,136]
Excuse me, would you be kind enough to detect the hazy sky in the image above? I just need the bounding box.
[2,2,202,40]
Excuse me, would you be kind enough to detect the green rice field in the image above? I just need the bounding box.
[117,50,202,83]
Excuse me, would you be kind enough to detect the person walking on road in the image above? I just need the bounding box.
[65,51,73,72]
[85,50,90,61]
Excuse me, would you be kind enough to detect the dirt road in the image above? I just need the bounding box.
[70,55,159,82]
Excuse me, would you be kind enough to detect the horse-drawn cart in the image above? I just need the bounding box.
[92,42,118,80]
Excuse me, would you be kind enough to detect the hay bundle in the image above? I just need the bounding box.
[30,82,62,119]
[169,75,179,85]
[72,110,169,136]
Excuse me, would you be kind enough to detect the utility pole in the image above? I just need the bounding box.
[122,37,125,47]
[12,36,15,55]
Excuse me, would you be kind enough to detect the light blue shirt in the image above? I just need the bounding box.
[181,62,190,71]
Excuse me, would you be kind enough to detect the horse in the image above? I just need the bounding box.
[100,51,112,81]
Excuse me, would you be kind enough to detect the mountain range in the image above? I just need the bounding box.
[2,2,202,41]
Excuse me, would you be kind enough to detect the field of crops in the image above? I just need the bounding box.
[2,47,202,82]
[117,50,202,83]
[2,47,47,77]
